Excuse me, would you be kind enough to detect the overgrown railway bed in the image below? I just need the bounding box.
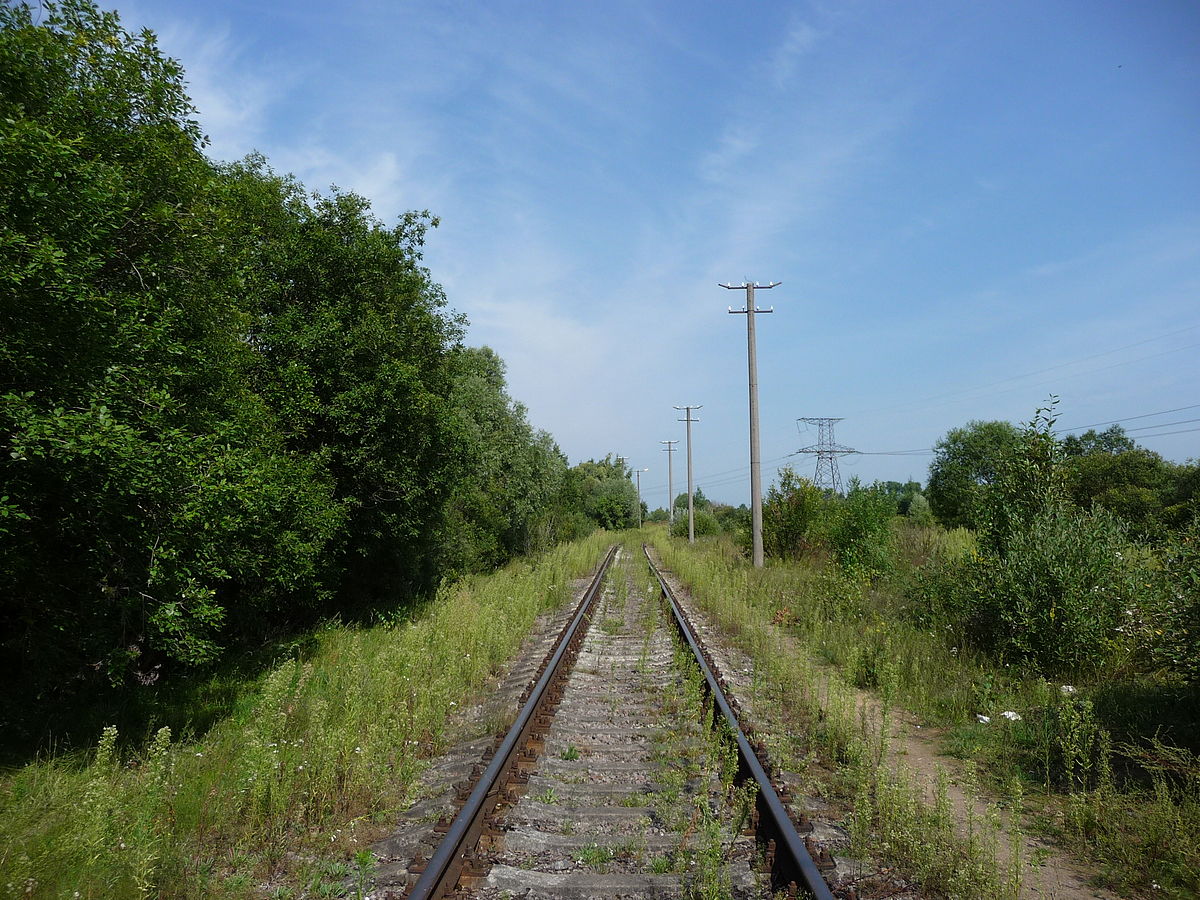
[378,545,841,899]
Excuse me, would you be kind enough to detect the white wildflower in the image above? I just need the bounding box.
[1001,711,1022,721]
[1060,684,1077,695]
[976,714,991,724]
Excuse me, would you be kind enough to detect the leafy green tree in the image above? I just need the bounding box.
[0,2,483,726]
[927,420,1022,529]
[439,346,570,572]
[1057,426,1182,539]
[1061,424,1136,456]
[906,491,934,526]
[572,455,637,530]
[219,158,464,606]
[1,1,344,697]
[877,480,924,515]
[672,486,711,520]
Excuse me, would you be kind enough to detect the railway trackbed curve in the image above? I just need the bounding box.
[395,544,837,900]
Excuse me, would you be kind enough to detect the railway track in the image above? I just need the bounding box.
[399,544,836,900]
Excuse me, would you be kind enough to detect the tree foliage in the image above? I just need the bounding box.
[918,404,1198,678]
[0,2,595,732]
[1060,425,1197,538]
[570,455,638,530]
[761,468,897,576]
[926,420,1022,529]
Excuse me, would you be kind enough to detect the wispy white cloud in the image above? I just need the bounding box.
[143,14,290,163]
[768,17,820,88]
[114,0,1200,485]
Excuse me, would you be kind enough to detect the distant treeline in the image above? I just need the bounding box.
[0,1,637,724]
[757,407,1199,683]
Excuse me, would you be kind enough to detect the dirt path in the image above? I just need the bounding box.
[886,705,1118,900]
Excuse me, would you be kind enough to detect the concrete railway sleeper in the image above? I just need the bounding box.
[398,545,835,900]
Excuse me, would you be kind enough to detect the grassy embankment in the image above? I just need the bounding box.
[0,532,613,899]
[646,526,1200,899]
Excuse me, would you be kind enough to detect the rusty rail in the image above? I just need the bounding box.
[644,544,836,900]
[405,544,618,900]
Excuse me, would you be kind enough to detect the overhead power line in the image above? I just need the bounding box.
[1057,403,1200,433]
[1135,426,1200,439]
[849,325,1200,420]
[1121,417,1200,434]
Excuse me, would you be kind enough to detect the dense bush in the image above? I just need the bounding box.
[1144,522,1200,681]
[828,480,897,575]
[762,467,824,558]
[671,508,720,537]
[919,506,1138,675]
[760,468,896,576]
[913,405,1185,678]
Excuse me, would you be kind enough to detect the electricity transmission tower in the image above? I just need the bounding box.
[723,280,779,568]
[796,418,856,494]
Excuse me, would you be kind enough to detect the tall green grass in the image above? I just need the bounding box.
[0,533,612,899]
[644,529,1017,899]
[648,529,1200,898]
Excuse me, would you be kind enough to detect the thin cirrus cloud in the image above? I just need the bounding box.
[118,0,1199,497]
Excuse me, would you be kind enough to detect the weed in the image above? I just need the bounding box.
[576,843,614,869]
[560,744,580,761]
[352,849,374,900]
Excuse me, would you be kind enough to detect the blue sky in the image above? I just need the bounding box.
[124,0,1199,506]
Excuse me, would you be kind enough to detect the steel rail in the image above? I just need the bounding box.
[406,544,618,900]
[644,545,836,900]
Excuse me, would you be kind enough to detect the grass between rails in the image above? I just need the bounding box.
[0,532,614,899]
[647,527,1200,899]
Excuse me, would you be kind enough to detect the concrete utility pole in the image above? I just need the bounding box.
[660,440,678,524]
[674,405,702,543]
[722,280,780,568]
[633,468,648,528]
[615,457,633,528]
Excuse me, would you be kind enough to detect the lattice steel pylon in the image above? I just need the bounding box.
[796,418,857,494]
